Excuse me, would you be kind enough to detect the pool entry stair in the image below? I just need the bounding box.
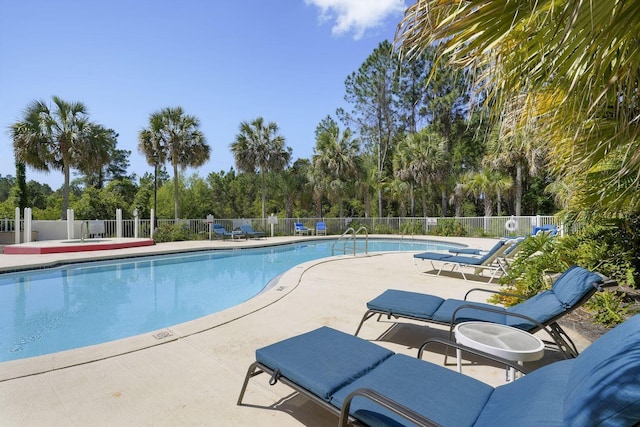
[332,226,369,256]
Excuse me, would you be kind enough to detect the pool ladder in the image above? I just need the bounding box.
[332,226,368,256]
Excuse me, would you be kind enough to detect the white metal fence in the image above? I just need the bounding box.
[1,215,558,242]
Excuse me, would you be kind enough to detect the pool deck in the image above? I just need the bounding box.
[0,236,592,426]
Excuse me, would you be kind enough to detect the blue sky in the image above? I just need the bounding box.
[0,0,408,189]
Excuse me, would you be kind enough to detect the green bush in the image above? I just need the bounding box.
[346,219,365,232]
[400,220,424,235]
[429,218,467,236]
[495,215,638,326]
[586,291,630,327]
[470,227,490,237]
[153,223,194,243]
[373,223,393,234]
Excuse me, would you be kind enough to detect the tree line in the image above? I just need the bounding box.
[4,41,560,222]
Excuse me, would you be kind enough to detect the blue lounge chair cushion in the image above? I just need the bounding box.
[443,254,491,265]
[239,225,265,237]
[449,248,482,255]
[331,354,494,427]
[564,314,640,426]
[413,251,452,261]
[445,241,504,264]
[485,239,506,253]
[551,266,603,307]
[366,290,444,319]
[533,224,558,236]
[506,291,566,329]
[446,240,505,264]
[431,299,507,325]
[255,326,393,401]
[502,237,524,255]
[448,240,510,257]
[474,359,573,427]
[294,222,309,230]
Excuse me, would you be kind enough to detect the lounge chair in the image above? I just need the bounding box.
[532,224,558,236]
[315,221,327,236]
[413,239,518,283]
[495,237,527,272]
[238,315,640,426]
[448,237,524,258]
[239,224,266,239]
[212,223,244,240]
[294,222,311,236]
[355,265,614,358]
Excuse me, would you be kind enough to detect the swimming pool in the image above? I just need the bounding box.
[0,238,461,362]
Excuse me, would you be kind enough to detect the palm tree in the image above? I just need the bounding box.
[385,177,411,217]
[138,107,209,219]
[77,125,117,189]
[230,117,291,224]
[393,137,416,216]
[395,1,640,213]
[138,113,167,220]
[306,162,326,218]
[484,124,546,216]
[464,169,513,217]
[10,96,108,219]
[448,181,466,217]
[393,129,446,216]
[312,120,361,217]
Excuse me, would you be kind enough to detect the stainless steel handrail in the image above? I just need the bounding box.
[332,226,368,256]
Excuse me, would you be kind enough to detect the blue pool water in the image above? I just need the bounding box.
[0,238,461,362]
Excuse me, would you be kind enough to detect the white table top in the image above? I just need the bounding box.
[455,321,545,362]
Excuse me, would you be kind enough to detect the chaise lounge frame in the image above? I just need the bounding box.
[238,316,640,426]
[355,267,615,358]
[413,239,518,283]
[238,334,528,427]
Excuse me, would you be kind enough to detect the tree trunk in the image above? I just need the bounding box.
[484,197,493,217]
[364,188,371,217]
[15,160,28,210]
[441,188,447,217]
[314,188,322,217]
[260,170,266,228]
[377,175,383,218]
[422,190,428,217]
[61,163,70,220]
[515,162,523,216]
[410,183,415,216]
[285,194,294,218]
[153,163,158,226]
[173,162,179,219]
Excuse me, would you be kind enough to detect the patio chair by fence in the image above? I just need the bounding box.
[294,222,311,236]
[212,223,244,240]
[315,221,327,236]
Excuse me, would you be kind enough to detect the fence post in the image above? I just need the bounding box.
[14,207,20,244]
[24,208,32,243]
[67,209,74,239]
[116,209,123,238]
[133,209,139,238]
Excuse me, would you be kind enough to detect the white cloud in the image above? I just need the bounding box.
[305,0,406,40]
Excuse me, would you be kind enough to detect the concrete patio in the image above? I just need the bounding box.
[0,237,591,426]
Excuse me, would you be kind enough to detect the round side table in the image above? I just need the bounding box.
[454,321,545,381]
